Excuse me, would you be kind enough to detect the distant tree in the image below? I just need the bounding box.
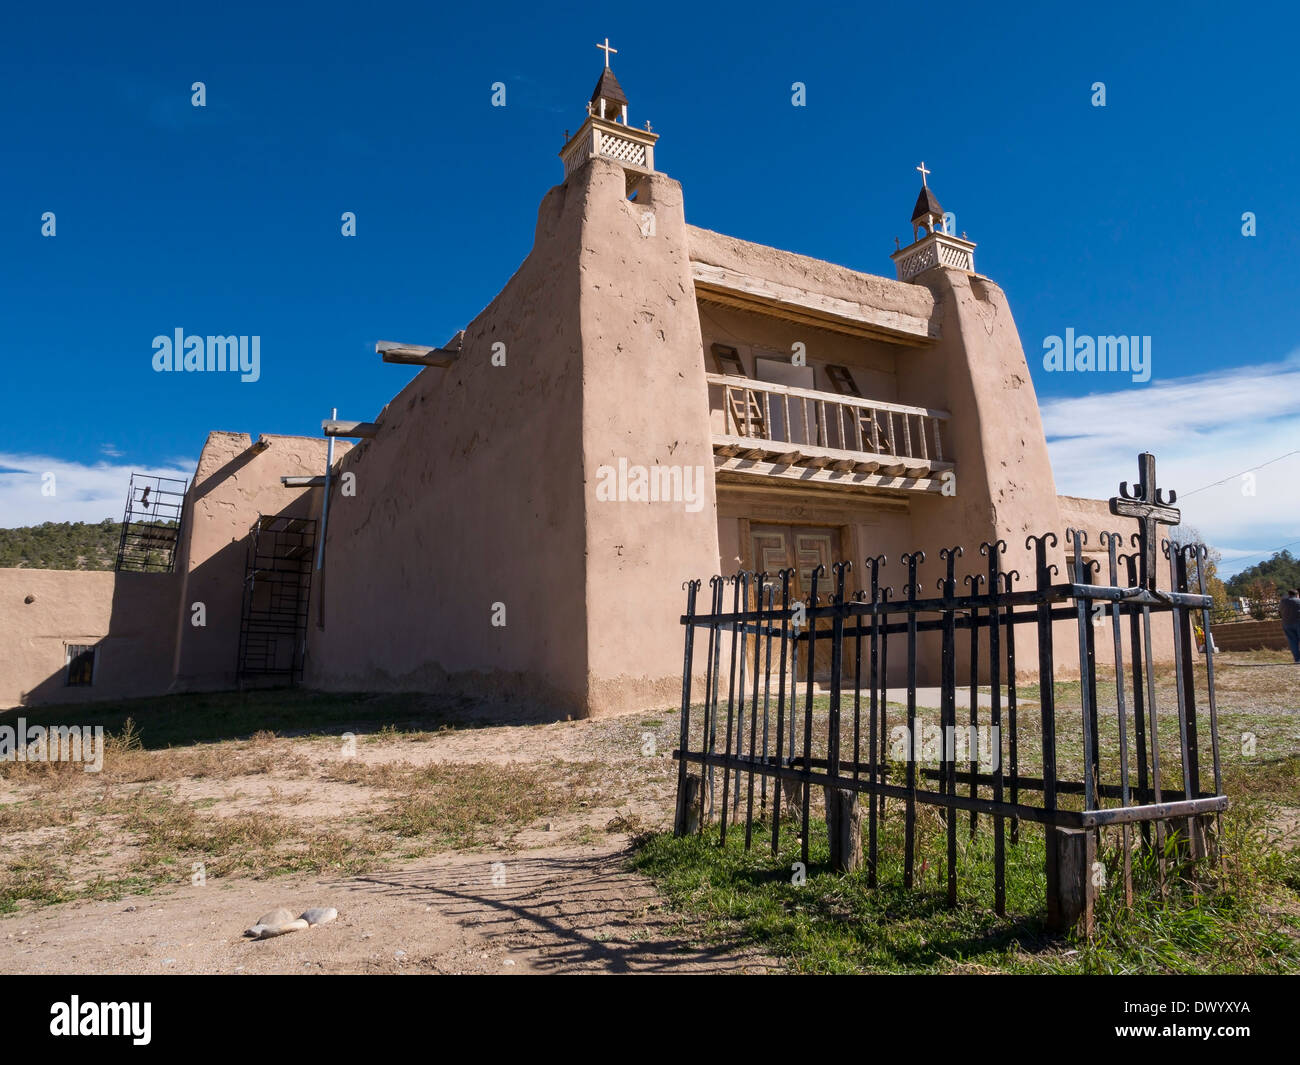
[1226,549,1300,599]
[0,521,122,570]
[1170,524,1229,614]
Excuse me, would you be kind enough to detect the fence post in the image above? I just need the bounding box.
[1046,826,1096,934]
[823,787,863,872]
[674,580,701,837]
[675,773,702,836]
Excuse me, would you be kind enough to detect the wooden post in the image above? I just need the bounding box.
[674,772,702,836]
[1046,826,1096,934]
[823,787,863,873]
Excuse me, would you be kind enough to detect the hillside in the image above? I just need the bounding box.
[0,520,122,570]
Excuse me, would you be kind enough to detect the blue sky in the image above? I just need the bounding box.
[2,0,1296,575]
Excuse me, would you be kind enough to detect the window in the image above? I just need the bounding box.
[65,644,96,687]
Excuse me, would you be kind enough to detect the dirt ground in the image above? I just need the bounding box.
[1,841,773,975]
[0,651,1295,975]
[0,711,774,974]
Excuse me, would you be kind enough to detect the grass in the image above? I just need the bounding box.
[630,800,1300,973]
[0,702,611,914]
[2,654,1296,972]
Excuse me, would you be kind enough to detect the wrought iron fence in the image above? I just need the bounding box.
[672,454,1228,928]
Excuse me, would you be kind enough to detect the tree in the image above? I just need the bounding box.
[1170,524,1229,614]
[1226,549,1300,599]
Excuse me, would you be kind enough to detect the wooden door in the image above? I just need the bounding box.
[750,524,839,682]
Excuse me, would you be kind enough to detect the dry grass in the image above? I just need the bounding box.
[0,703,675,914]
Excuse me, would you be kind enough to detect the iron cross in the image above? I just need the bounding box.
[1109,452,1180,590]
[596,38,618,67]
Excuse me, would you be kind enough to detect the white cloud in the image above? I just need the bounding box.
[1043,353,1300,577]
[0,452,195,528]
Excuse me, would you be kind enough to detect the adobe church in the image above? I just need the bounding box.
[1,46,1127,716]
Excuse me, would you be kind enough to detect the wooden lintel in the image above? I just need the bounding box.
[322,419,379,438]
[281,476,326,488]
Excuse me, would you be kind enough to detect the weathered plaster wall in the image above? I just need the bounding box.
[686,225,938,335]
[579,162,722,714]
[899,270,1062,583]
[305,165,592,715]
[0,569,178,708]
[171,432,339,692]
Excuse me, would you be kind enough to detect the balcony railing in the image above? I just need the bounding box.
[707,373,952,484]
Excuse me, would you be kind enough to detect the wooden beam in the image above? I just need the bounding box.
[691,262,937,345]
[714,455,947,495]
[322,419,379,438]
[250,437,272,454]
[377,329,464,367]
[712,433,953,478]
[281,476,326,488]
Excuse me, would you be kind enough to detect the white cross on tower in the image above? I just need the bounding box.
[916,161,931,187]
[596,38,618,68]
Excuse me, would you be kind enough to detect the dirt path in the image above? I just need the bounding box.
[0,834,772,975]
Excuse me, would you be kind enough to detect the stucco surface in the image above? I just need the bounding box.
[579,162,721,714]
[305,163,592,714]
[171,432,340,692]
[0,569,178,708]
[686,224,938,336]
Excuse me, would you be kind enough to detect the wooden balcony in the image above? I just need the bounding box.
[707,373,953,493]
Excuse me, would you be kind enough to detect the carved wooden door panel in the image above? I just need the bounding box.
[749,524,838,682]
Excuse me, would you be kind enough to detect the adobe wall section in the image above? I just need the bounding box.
[900,269,1063,589]
[686,225,938,340]
[171,431,341,692]
[0,569,178,708]
[305,166,592,716]
[578,161,722,715]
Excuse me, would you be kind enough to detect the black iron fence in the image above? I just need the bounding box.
[672,454,1228,929]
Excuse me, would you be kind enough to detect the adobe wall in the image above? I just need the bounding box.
[898,269,1062,579]
[0,568,178,709]
[578,161,723,715]
[686,225,939,335]
[305,163,593,716]
[171,431,339,692]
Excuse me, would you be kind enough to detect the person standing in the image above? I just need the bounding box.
[1281,589,1300,663]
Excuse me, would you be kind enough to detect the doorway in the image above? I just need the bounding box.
[749,523,841,681]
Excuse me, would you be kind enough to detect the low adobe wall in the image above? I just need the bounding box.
[1210,619,1289,652]
[0,568,179,708]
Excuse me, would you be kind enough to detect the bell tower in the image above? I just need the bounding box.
[891,162,977,282]
[559,38,660,192]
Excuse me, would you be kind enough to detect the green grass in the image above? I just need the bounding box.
[630,801,1300,974]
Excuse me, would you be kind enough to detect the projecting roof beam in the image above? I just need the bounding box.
[322,419,379,438]
[377,330,464,367]
[281,476,327,488]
